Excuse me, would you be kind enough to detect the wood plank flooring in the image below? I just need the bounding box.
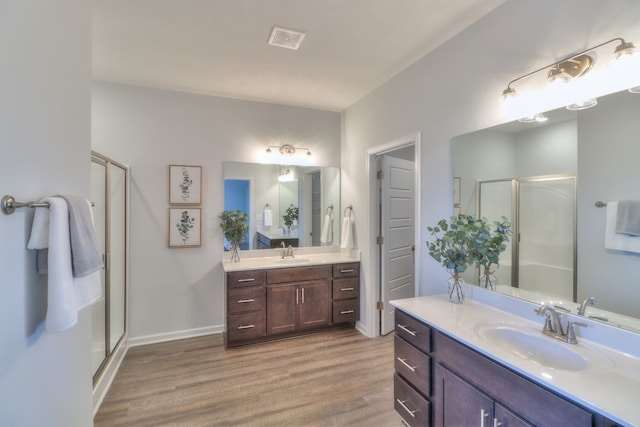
[95,329,404,426]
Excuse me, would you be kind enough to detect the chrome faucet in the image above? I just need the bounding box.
[535,304,564,335]
[535,303,587,344]
[577,296,597,316]
[281,242,294,259]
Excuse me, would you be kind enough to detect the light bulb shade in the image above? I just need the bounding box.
[566,98,598,110]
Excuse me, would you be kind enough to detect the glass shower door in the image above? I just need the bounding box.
[518,176,576,301]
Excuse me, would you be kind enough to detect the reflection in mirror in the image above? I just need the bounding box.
[453,89,640,333]
[223,162,340,250]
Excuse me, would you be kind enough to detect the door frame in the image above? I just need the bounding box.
[366,132,421,337]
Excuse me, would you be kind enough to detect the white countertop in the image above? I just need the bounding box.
[221,247,360,272]
[391,295,640,426]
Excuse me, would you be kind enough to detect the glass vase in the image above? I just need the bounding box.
[230,242,241,262]
[447,273,465,304]
[478,266,497,290]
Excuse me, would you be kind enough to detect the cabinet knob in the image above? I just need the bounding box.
[237,278,256,283]
[340,287,355,291]
[237,299,255,304]
[340,309,355,315]
[237,324,255,330]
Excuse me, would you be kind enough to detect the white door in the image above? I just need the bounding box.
[380,155,415,335]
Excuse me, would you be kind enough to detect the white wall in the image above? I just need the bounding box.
[0,1,93,425]
[91,82,341,343]
[343,0,640,337]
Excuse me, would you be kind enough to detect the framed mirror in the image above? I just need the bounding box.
[452,89,640,333]
[223,162,340,250]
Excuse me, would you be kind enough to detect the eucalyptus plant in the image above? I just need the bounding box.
[427,214,479,275]
[427,214,512,288]
[282,206,299,228]
[218,210,249,248]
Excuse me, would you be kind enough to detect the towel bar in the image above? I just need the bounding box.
[1,195,94,215]
[344,205,353,217]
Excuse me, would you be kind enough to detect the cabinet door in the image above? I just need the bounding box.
[267,284,298,334]
[435,364,493,427]
[299,280,331,330]
[495,403,532,427]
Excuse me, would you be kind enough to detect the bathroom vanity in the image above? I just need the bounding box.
[223,250,359,348]
[255,231,299,249]
[391,295,639,427]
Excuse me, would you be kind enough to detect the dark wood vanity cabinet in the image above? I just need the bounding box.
[256,231,298,249]
[225,261,360,348]
[332,263,360,324]
[393,309,617,427]
[225,270,267,346]
[267,266,331,335]
[393,309,433,426]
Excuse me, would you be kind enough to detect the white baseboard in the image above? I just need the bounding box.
[128,324,224,347]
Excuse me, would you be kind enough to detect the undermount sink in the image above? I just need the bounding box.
[475,322,589,372]
[274,258,310,265]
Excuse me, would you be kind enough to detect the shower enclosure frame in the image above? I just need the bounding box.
[477,174,577,301]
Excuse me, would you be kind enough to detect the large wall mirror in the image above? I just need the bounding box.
[223,162,340,250]
[453,89,640,333]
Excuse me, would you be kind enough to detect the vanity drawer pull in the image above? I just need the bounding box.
[237,278,256,283]
[340,269,355,273]
[340,287,355,291]
[397,323,417,336]
[340,309,355,315]
[396,399,417,418]
[237,299,255,304]
[396,357,417,372]
[237,324,255,330]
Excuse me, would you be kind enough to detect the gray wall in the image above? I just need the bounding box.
[91,82,341,343]
[342,0,640,336]
[578,90,640,317]
[0,1,93,425]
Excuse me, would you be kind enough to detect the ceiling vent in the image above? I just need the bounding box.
[268,26,306,50]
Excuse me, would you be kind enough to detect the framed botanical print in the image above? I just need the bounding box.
[169,208,201,248]
[169,165,202,205]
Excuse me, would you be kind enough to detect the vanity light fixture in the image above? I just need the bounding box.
[518,113,548,123]
[266,144,312,157]
[502,37,640,120]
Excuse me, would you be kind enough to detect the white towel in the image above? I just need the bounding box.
[320,213,333,244]
[27,197,102,332]
[340,216,354,249]
[605,201,640,253]
[263,208,273,227]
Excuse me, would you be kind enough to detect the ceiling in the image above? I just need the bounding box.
[93,0,505,111]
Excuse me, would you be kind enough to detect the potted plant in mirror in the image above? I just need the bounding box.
[471,217,512,290]
[427,214,479,303]
[282,205,299,234]
[218,210,249,262]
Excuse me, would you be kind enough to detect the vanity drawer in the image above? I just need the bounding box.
[333,262,360,278]
[267,265,332,284]
[227,285,265,314]
[227,311,266,342]
[333,299,359,323]
[395,310,431,354]
[332,278,359,300]
[394,373,431,427]
[227,270,266,288]
[395,336,431,396]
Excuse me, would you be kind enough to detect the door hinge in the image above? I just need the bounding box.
[377,301,384,310]
[376,235,384,245]
[377,170,384,179]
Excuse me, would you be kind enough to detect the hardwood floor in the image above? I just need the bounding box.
[95,329,404,426]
